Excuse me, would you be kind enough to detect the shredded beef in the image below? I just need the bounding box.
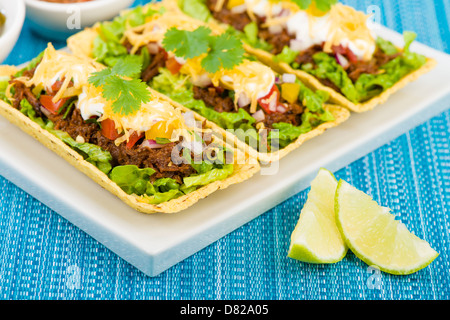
[141,49,168,82]
[9,79,44,117]
[192,85,305,129]
[259,28,296,55]
[294,44,325,66]
[346,48,400,82]
[206,0,252,31]
[48,108,195,183]
[10,72,196,183]
[193,86,236,113]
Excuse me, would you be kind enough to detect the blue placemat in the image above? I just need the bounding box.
[0,0,449,300]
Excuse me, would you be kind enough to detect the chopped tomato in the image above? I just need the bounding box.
[126,131,144,149]
[51,80,65,93]
[39,95,67,114]
[257,84,280,114]
[101,119,121,140]
[332,44,358,63]
[165,57,183,75]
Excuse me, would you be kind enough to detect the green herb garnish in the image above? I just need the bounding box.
[88,56,151,116]
[162,26,245,73]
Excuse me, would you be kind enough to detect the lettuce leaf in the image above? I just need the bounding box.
[177,0,213,22]
[151,68,333,151]
[50,130,113,174]
[109,165,157,195]
[0,77,10,102]
[14,51,45,78]
[92,6,161,68]
[300,32,427,103]
[18,99,113,174]
[183,164,234,188]
[274,46,300,65]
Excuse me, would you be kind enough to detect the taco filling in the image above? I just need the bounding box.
[180,0,428,104]
[0,44,235,204]
[74,3,336,153]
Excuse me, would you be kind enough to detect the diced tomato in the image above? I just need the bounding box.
[257,84,280,114]
[51,80,64,93]
[332,44,358,63]
[39,95,67,114]
[101,119,121,140]
[126,131,144,149]
[165,57,183,75]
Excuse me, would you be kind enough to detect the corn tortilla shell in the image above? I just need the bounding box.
[0,71,260,214]
[244,44,437,113]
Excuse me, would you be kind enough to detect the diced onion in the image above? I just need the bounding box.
[276,104,287,113]
[268,97,277,112]
[183,111,196,128]
[335,53,349,68]
[268,25,283,34]
[251,109,265,122]
[147,42,160,55]
[231,4,247,14]
[40,106,52,118]
[238,93,251,108]
[282,73,296,83]
[141,139,164,149]
[192,73,212,87]
[290,39,308,52]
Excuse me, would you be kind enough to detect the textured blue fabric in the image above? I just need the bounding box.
[0,0,449,300]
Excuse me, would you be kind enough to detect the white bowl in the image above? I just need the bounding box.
[24,0,134,41]
[0,0,26,64]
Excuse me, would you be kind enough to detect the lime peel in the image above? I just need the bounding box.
[335,179,439,275]
[288,168,348,264]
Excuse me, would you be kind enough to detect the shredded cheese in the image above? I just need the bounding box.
[123,3,223,55]
[324,4,375,60]
[210,60,275,114]
[24,43,104,103]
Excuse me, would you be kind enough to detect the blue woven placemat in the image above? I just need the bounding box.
[0,0,449,300]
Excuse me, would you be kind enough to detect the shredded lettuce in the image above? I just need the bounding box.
[92,6,162,68]
[0,76,10,102]
[183,164,234,188]
[151,68,333,151]
[14,51,45,78]
[177,0,213,23]
[50,130,113,174]
[269,84,334,149]
[19,99,113,174]
[109,165,157,195]
[274,46,300,65]
[109,161,233,204]
[300,32,427,103]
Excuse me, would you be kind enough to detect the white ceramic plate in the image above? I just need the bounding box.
[1,25,450,277]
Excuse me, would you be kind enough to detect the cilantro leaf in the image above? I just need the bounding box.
[162,26,211,59]
[88,56,151,116]
[88,68,114,87]
[111,55,143,77]
[201,32,245,73]
[162,26,245,74]
[103,77,151,115]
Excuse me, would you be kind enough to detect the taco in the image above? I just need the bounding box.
[0,43,260,214]
[174,0,436,113]
[67,0,350,163]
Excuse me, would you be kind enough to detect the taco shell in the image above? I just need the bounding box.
[244,44,437,113]
[0,67,260,214]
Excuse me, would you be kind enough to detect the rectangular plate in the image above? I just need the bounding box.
[1,26,450,277]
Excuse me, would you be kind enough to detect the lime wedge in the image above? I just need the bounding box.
[335,179,439,275]
[288,169,348,263]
